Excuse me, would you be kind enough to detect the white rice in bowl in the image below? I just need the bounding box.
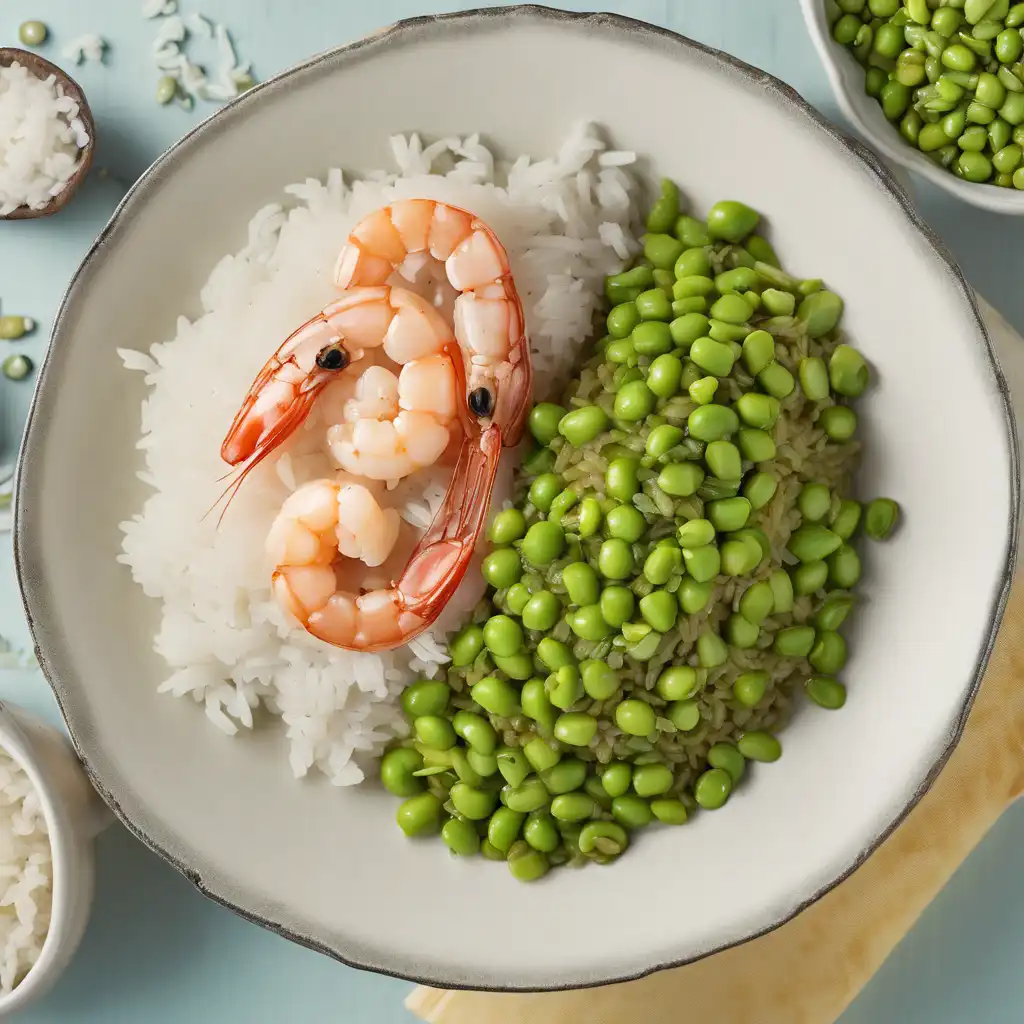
[0,748,53,995]
[118,124,642,786]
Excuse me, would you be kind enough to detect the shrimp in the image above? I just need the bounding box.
[221,201,532,652]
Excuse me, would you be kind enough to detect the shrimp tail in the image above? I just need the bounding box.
[395,424,502,627]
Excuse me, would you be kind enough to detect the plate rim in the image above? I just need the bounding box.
[13,3,1021,993]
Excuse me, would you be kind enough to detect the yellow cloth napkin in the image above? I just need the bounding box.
[407,295,1024,1024]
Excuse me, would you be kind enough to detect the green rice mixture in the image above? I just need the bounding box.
[377,179,901,881]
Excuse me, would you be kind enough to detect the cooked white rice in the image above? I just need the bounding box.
[118,125,641,786]
[0,748,52,995]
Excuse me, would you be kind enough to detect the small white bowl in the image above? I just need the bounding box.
[800,0,1024,215]
[0,702,109,1017]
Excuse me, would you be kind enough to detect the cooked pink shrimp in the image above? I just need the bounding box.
[220,201,532,652]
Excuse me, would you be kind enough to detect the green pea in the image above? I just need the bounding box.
[809,631,848,675]
[482,548,522,589]
[792,560,829,596]
[440,816,480,856]
[658,461,705,496]
[614,380,657,422]
[520,680,557,734]
[688,404,740,442]
[496,747,531,788]
[758,362,796,400]
[396,792,443,836]
[380,747,425,797]
[707,200,759,242]
[537,639,575,673]
[819,404,858,441]
[505,840,550,881]
[708,742,747,784]
[605,504,646,543]
[401,679,450,719]
[680,537,720,580]
[685,375,717,407]
[773,626,815,659]
[598,538,635,580]
[636,288,673,323]
[829,544,862,588]
[997,27,1024,62]
[737,730,782,763]
[694,768,732,809]
[453,711,498,755]
[735,582,772,627]
[759,290,794,318]
[708,496,751,533]
[605,266,654,305]
[673,275,716,300]
[694,630,726,669]
[526,404,562,447]
[678,577,714,615]
[796,483,831,524]
[489,509,526,547]
[605,458,639,503]
[994,142,1024,171]
[483,614,523,658]
[549,792,594,823]
[743,472,778,512]
[788,523,843,564]
[558,406,610,447]
[614,699,656,737]
[611,794,654,829]
[520,590,560,632]
[469,675,518,717]
[701,440,740,482]
[523,811,560,852]
[528,473,562,512]
[865,497,901,540]
[640,542,679,585]
[579,658,618,700]
[639,590,679,633]
[674,519,712,551]
[735,392,781,429]
[726,612,760,648]
[707,293,751,326]
[648,798,687,825]
[18,19,49,47]
[829,345,869,398]
[806,675,848,710]
[733,670,769,708]
[645,233,686,270]
[546,664,583,712]
[632,763,674,798]
[641,359,682,405]
[521,521,565,567]
[607,302,641,339]
[650,667,695,704]
[738,429,777,463]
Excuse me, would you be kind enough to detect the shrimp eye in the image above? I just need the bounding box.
[469,387,493,417]
[316,344,350,372]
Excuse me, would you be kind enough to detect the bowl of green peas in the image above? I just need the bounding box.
[803,0,1024,211]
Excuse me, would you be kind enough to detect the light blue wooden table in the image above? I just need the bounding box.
[2,1,1024,1021]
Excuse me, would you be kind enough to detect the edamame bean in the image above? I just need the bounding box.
[483,615,523,658]
[381,747,425,797]
[743,471,778,511]
[645,233,686,270]
[551,792,596,822]
[559,406,610,446]
[682,543,721,583]
[806,675,848,709]
[606,457,640,501]
[546,665,582,711]
[471,676,520,717]
[453,711,498,754]
[678,518,716,549]
[615,699,656,736]
[633,763,674,797]
[606,503,647,542]
[639,589,678,632]
[634,321,675,356]
[708,742,747,783]
[688,404,740,441]
[828,544,862,588]
[809,631,848,675]
[415,715,457,750]
[612,794,655,829]
[528,473,561,512]
[442,816,481,855]
[820,404,858,441]
[708,496,751,532]
[521,590,561,632]
[482,548,522,589]
[773,626,816,658]
[726,612,760,647]
[401,679,450,719]
[599,538,635,579]
[737,730,782,762]
[705,439,742,480]
[520,680,557,733]
[636,288,673,321]
[397,792,443,836]
[829,345,870,397]
[792,560,828,596]
[507,841,551,881]
[523,811,560,852]
[562,561,600,606]
[608,302,641,339]
[658,461,705,496]
[497,747,531,788]
[614,380,657,421]
[788,524,843,562]
[643,544,682,586]
[697,630,729,668]
[678,577,714,614]
[667,699,702,731]
[798,483,832,523]
[694,768,732,809]
[737,428,776,463]
[707,200,760,242]
[528,403,566,446]
[758,362,795,399]
[581,658,620,700]
[865,497,901,539]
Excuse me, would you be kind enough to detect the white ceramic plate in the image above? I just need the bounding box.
[800,0,1024,215]
[15,6,1019,991]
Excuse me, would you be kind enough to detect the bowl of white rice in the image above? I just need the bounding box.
[0,703,108,1015]
[14,5,1017,991]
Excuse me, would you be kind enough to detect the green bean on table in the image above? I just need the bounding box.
[380,180,901,880]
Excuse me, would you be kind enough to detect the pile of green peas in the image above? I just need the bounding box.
[378,181,901,881]
[829,0,1024,186]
